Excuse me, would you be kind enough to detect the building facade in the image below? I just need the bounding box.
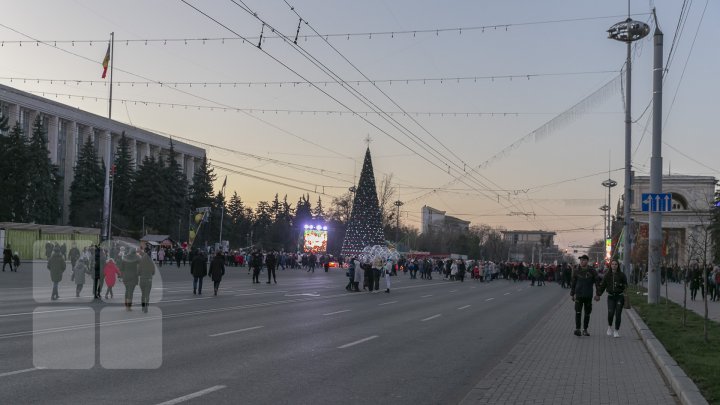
[501,230,558,262]
[0,83,205,225]
[621,174,717,266]
[421,205,471,234]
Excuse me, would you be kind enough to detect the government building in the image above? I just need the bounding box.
[0,83,205,225]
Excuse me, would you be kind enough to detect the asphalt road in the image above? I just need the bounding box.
[0,263,566,404]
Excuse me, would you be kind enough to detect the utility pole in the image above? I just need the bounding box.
[394,200,403,249]
[648,9,663,304]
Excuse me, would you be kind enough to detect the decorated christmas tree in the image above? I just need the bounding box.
[341,147,386,256]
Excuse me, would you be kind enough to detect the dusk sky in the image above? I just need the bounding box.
[1,0,717,250]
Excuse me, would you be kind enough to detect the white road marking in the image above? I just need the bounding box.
[378,301,398,306]
[457,305,471,310]
[421,314,442,322]
[284,293,320,297]
[0,308,85,318]
[504,292,511,296]
[209,326,264,337]
[155,385,226,405]
[234,291,288,297]
[421,294,433,298]
[449,290,457,293]
[0,367,44,378]
[338,335,379,349]
[517,288,523,291]
[486,298,495,301]
[323,310,351,316]
[160,297,215,304]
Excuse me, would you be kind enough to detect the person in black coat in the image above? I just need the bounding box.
[47,248,66,300]
[121,248,140,310]
[265,251,277,284]
[191,249,207,295]
[250,249,263,284]
[209,251,226,296]
[2,245,14,272]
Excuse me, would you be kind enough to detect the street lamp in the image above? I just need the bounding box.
[607,16,649,278]
[394,200,404,248]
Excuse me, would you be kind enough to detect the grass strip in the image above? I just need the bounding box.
[628,286,720,404]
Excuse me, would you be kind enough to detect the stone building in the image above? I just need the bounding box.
[0,83,205,224]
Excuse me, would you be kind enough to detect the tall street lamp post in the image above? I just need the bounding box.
[607,16,650,280]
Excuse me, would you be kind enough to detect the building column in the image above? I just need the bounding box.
[47,115,59,165]
[6,103,19,129]
[185,157,196,183]
[129,138,137,168]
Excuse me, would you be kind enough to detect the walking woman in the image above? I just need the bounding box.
[209,251,225,296]
[47,247,66,300]
[597,259,628,338]
[73,257,89,297]
[121,248,140,311]
[103,258,120,299]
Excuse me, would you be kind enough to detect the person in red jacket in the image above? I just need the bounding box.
[103,258,121,299]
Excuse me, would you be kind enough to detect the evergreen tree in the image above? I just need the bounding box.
[69,137,105,227]
[313,196,326,221]
[227,191,249,248]
[341,147,385,256]
[294,194,313,226]
[0,121,28,222]
[111,132,135,235]
[26,117,62,224]
[253,201,272,248]
[163,140,189,241]
[129,155,165,235]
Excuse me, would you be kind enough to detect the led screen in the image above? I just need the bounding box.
[303,229,328,253]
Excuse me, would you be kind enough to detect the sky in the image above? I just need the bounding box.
[1,0,717,251]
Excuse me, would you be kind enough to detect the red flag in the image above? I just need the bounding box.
[101,43,110,79]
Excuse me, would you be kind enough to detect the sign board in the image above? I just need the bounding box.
[641,193,672,212]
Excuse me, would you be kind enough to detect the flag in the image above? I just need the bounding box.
[101,43,110,79]
[222,176,227,189]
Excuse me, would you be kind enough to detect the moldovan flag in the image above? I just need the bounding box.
[101,43,110,79]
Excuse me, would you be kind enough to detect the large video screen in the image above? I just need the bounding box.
[303,229,328,253]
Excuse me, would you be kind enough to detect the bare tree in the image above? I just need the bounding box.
[377,173,396,228]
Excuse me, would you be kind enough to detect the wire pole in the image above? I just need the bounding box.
[648,10,663,304]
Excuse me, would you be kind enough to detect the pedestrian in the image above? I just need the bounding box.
[265,251,277,284]
[191,249,207,294]
[11,251,20,272]
[689,262,701,301]
[597,259,628,338]
[383,259,393,293]
[157,247,165,267]
[372,256,383,292]
[346,258,355,292]
[209,251,225,296]
[103,258,120,299]
[457,259,466,282]
[570,254,600,336]
[93,246,105,299]
[175,247,183,268]
[47,247,66,300]
[353,257,362,291]
[2,245,14,272]
[250,249,263,284]
[139,250,155,313]
[121,248,140,310]
[69,244,80,270]
[73,257,89,298]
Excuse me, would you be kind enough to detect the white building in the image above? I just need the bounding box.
[0,83,205,225]
[421,205,470,234]
[622,174,717,265]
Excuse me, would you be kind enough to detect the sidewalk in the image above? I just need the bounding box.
[648,281,720,322]
[460,296,678,405]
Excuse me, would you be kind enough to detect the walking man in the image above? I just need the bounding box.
[250,249,263,284]
[570,254,600,336]
[265,251,277,284]
[2,245,13,272]
[209,251,225,296]
[597,259,628,338]
[191,249,207,294]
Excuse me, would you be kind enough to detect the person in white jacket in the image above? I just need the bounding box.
[384,259,394,293]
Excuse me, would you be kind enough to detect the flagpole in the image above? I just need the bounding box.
[108,32,114,119]
[219,176,227,249]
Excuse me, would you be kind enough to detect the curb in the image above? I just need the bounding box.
[627,308,708,405]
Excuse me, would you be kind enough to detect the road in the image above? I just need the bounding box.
[0,263,565,404]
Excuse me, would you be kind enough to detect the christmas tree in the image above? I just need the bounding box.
[341,147,385,256]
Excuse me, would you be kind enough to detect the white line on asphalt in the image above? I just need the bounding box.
[449,290,457,293]
[378,301,398,306]
[160,297,215,304]
[338,335,379,349]
[235,291,288,297]
[421,294,433,298]
[323,310,351,316]
[517,288,523,291]
[0,367,44,378]
[209,326,264,337]
[504,292,511,296]
[486,298,495,301]
[457,305,471,310]
[0,308,85,318]
[471,286,476,289]
[421,314,442,322]
[155,385,226,405]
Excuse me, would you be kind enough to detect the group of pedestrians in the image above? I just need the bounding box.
[345,257,394,293]
[190,249,226,296]
[2,245,20,272]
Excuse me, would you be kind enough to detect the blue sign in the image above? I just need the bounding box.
[641,193,673,212]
